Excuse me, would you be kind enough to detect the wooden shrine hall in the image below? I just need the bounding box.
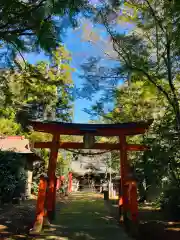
[29,119,153,233]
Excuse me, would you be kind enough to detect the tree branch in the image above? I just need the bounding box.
[166,39,180,129]
[145,0,165,33]
[129,65,176,111]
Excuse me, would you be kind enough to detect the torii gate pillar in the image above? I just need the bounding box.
[46,133,60,220]
[119,135,129,222]
[119,135,138,224]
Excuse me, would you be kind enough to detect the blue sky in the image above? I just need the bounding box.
[25,18,131,123]
[25,21,110,123]
[25,27,102,123]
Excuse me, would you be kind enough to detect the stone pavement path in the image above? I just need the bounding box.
[38,192,132,240]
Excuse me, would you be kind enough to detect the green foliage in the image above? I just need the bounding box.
[0,45,74,137]
[81,64,180,204]
[105,81,166,122]
[32,160,46,191]
[160,186,180,220]
[0,45,74,124]
[91,0,180,130]
[0,0,88,65]
[31,181,39,195]
[56,151,72,177]
[79,1,180,210]
[0,151,26,202]
[0,45,74,187]
[0,118,22,136]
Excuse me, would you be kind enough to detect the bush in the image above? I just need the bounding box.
[0,151,26,203]
[31,181,39,195]
[160,186,180,220]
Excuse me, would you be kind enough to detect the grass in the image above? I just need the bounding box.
[50,192,130,240]
[0,192,131,240]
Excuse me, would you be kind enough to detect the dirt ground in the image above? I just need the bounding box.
[0,198,36,239]
[0,195,179,240]
[0,193,131,240]
[138,205,180,240]
[106,199,180,240]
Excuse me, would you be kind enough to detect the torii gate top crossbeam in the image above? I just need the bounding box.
[29,119,153,136]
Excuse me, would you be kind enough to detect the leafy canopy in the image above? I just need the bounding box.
[0,45,74,125]
[0,0,88,65]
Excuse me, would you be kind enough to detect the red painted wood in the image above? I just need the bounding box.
[119,135,129,222]
[125,181,138,223]
[29,120,152,229]
[30,120,152,136]
[56,177,61,190]
[127,144,149,151]
[46,134,59,220]
[68,172,72,193]
[129,182,138,223]
[33,142,149,151]
[35,175,47,222]
[51,177,57,219]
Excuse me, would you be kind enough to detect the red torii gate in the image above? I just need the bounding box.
[29,119,152,233]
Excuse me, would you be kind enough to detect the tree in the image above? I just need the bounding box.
[0,45,74,129]
[77,1,180,214]
[0,45,74,183]
[0,151,26,203]
[0,0,89,65]
[80,58,180,198]
[104,80,166,122]
[103,82,179,201]
[96,0,180,131]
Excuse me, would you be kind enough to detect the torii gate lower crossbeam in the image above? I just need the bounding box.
[29,120,152,234]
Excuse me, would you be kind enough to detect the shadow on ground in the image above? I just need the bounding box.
[0,199,36,239]
[38,193,129,240]
[0,193,130,240]
[138,205,180,240]
[107,199,180,240]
